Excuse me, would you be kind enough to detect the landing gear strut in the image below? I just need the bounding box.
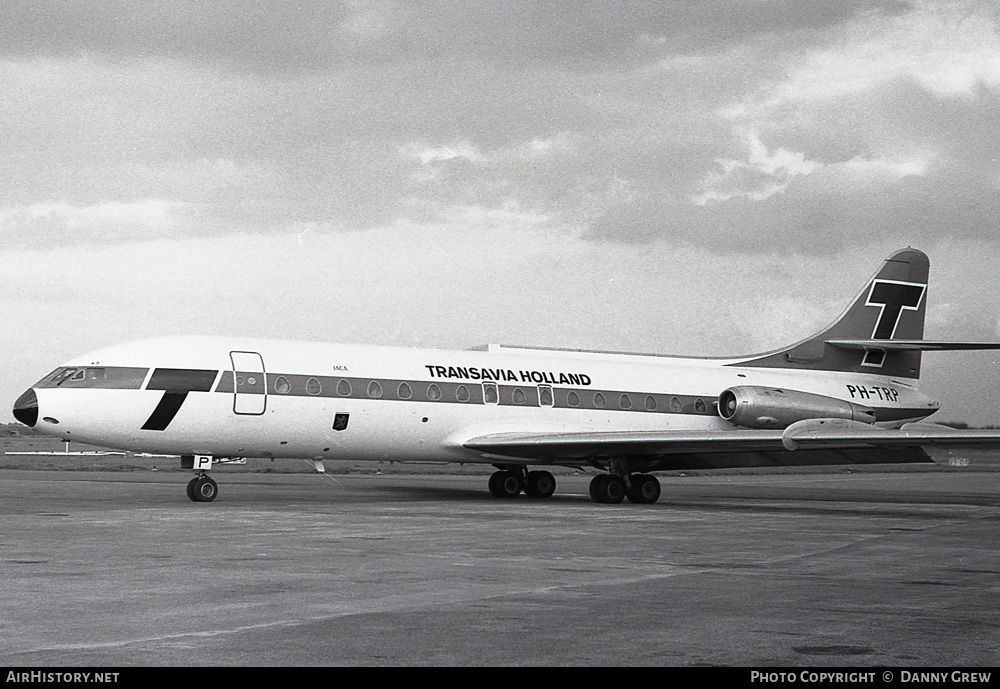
[488,466,556,499]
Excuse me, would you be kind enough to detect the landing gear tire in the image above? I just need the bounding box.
[488,470,522,498]
[627,474,661,504]
[189,475,218,502]
[524,470,556,498]
[590,474,626,504]
[589,475,602,502]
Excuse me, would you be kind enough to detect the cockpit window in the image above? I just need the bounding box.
[50,368,80,386]
[36,366,148,389]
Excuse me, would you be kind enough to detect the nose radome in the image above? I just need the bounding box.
[13,389,38,428]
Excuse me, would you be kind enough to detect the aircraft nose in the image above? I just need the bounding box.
[13,389,38,428]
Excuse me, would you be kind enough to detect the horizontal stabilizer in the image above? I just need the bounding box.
[827,339,1000,351]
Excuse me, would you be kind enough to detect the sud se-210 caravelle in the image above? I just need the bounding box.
[12,248,1000,504]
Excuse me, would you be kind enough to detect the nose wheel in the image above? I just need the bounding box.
[186,473,218,502]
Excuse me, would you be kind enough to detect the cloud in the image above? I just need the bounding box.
[0,199,191,247]
[694,130,935,206]
[0,1,892,74]
[693,130,822,205]
[723,2,1000,122]
[399,134,573,169]
[835,153,931,179]
[399,141,486,167]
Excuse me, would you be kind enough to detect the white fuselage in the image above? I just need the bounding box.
[26,335,938,465]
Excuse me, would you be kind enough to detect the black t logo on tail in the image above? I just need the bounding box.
[866,280,925,340]
[861,280,925,367]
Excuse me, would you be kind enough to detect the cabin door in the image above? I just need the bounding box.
[230,351,267,415]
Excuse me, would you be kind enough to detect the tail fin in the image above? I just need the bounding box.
[739,248,929,379]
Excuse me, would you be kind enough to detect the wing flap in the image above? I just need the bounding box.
[826,339,1000,351]
[782,419,1000,450]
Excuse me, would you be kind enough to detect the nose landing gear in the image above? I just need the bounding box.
[180,454,245,502]
[186,473,218,502]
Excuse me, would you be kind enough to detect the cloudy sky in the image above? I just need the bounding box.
[2,0,999,425]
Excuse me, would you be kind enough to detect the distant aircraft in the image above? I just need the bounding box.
[12,248,1000,504]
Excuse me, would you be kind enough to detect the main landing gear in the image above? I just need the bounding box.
[589,473,661,504]
[486,464,662,504]
[488,466,556,499]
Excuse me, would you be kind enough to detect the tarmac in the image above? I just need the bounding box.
[1,460,998,666]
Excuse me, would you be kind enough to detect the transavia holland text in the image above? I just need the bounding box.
[424,364,592,386]
[750,671,992,683]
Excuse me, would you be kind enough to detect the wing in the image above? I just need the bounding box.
[463,419,1000,471]
[464,429,787,460]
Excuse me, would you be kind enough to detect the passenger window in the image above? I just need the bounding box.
[619,394,632,409]
[567,390,580,407]
[695,398,707,413]
[645,395,657,411]
[456,385,470,402]
[483,382,498,405]
[594,392,606,408]
[670,396,682,412]
[427,383,442,401]
[368,381,383,398]
[275,376,291,394]
[512,388,526,404]
[398,382,412,399]
[306,377,322,395]
[337,379,352,396]
[538,385,553,407]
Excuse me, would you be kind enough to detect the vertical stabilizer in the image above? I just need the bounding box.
[737,249,929,378]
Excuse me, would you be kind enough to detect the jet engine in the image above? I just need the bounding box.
[718,385,875,429]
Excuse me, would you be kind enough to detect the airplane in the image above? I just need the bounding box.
[11,248,1000,504]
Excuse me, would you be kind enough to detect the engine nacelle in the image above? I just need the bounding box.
[718,385,875,429]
